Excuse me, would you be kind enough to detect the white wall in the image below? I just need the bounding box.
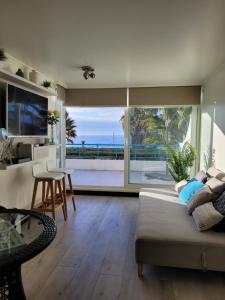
[0,53,59,208]
[201,64,225,172]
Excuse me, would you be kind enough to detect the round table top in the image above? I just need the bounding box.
[0,208,56,269]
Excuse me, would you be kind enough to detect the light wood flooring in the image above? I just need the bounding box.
[22,195,225,300]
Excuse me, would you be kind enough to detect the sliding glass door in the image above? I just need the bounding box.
[62,104,198,189]
[128,106,197,185]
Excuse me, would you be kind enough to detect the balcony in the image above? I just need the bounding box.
[66,143,174,187]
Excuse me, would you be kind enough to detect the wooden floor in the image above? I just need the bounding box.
[22,195,225,300]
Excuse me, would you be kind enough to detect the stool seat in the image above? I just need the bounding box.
[35,172,64,181]
[48,168,74,175]
[47,160,76,212]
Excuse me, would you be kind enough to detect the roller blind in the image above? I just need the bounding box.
[129,86,201,106]
[65,88,127,107]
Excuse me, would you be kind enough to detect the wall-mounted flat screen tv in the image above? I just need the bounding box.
[7,84,48,136]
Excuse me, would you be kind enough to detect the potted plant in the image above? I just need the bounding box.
[47,110,60,144]
[0,48,7,68]
[164,142,196,182]
[16,68,25,78]
[42,80,52,88]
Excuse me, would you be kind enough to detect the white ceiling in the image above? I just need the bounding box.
[1,0,225,88]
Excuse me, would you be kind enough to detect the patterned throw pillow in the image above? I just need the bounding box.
[213,191,225,215]
[192,202,224,231]
[212,218,225,232]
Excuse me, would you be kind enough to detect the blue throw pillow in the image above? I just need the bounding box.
[179,181,204,203]
[187,177,197,183]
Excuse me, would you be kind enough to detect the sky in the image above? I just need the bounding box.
[66,107,125,136]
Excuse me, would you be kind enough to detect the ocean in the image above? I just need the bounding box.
[69,135,124,145]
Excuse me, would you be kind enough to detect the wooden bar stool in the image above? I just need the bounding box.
[47,160,76,211]
[31,164,67,220]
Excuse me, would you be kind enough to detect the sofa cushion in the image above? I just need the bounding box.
[206,177,225,194]
[137,188,225,246]
[187,185,214,215]
[179,181,204,203]
[192,202,224,231]
[136,188,225,271]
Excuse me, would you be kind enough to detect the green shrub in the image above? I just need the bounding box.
[164,142,196,182]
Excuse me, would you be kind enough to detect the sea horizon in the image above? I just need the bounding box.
[68,134,124,145]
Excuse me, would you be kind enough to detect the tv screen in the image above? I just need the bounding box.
[7,84,48,136]
[0,82,6,129]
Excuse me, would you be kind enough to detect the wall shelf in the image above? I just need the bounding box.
[0,68,56,97]
[0,160,35,170]
[0,145,61,170]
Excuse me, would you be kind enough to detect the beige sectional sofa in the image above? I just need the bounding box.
[135,187,225,277]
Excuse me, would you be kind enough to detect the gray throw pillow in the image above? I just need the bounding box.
[192,202,224,231]
[187,185,214,215]
[206,177,225,194]
[213,191,225,215]
[206,167,225,181]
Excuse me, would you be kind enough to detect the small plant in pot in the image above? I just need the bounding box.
[15,68,25,78]
[42,80,52,88]
[0,48,7,68]
[164,142,196,182]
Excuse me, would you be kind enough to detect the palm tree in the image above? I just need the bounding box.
[66,111,77,144]
[120,107,192,145]
[162,107,192,144]
[120,108,159,144]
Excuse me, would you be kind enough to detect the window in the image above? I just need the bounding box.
[128,106,196,185]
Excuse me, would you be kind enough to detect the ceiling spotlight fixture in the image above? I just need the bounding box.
[82,66,95,80]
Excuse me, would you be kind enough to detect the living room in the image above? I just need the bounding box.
[1,1,225,299]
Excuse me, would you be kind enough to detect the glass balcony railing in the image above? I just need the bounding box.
[66,143,176,160]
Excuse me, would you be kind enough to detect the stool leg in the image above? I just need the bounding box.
[50,180,56,220]
[138,264,144,278]
[68,174,76,211]
[45,182,50,208]
[62,177,68,219]
[28,179,39,229]
[57,180,67,221]
[31,179,38,210]
[42,181,46,212]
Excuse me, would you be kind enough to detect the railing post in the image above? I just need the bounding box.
[134,144,136,160]
[97,144,99,159]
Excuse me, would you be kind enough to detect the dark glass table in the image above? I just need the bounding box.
[0,208,57,300]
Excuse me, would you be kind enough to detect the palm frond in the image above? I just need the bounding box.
[164,142,196,182]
